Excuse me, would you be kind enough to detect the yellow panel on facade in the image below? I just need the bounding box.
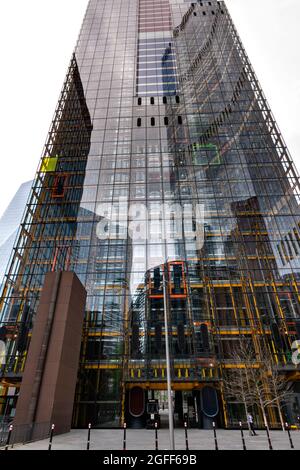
[40,156,58,173]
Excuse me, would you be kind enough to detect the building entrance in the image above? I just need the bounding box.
[125,385,222,429]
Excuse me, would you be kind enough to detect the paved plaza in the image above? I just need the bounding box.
[6,428,300,451]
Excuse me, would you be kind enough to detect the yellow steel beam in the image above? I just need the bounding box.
[222,363,260,369]
[286,371,300,381]
[87,331,123,337]
[125,382,214,391]
[84,364,121,369]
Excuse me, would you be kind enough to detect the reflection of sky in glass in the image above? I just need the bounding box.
[137,38,177,96]
[0,180,32,286]
[137,0,176,96]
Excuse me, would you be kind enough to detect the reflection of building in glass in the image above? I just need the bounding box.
[0,181,32,289]
[0,53,93,422]
[1,0,300,430]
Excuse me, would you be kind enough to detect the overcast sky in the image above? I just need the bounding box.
[0,0,299,218]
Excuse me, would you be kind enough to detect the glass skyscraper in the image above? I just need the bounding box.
[0,181,32,290]
[1,0,300,430]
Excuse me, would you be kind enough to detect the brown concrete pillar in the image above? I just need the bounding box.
[13,271,86,442]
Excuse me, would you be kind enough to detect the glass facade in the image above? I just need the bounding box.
[0,181,32,290]
[1,0,300,429]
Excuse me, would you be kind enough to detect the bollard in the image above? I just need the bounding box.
[48,424,55,451]
[213,421,218,451]
[155,422,158,451]
[123,422,127,451]
[184,421,189,451]
[5,424,13,451]
[87,423,92,450]
[239,421,247,451]
[285,423,294,450]
[265,425,273,451]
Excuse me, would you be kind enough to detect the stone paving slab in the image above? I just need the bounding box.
[9,429,300,451]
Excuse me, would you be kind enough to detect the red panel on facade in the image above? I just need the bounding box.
[129,387,145,417]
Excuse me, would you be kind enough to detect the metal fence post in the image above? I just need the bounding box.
[123,422,127,451]
[239,421,246,451]
[48,424,55,451]
[213,421,218,450]
[5,425,13,451]
[87,423,92,450]
[285,423,294,450]
[155,422,158,450]
[184,421,189,451]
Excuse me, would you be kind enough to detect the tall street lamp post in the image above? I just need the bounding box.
[162,261,175,450]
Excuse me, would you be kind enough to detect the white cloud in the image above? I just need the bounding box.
[0,0,89,217]
[0,0,299,217]
[226,0,300,170]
